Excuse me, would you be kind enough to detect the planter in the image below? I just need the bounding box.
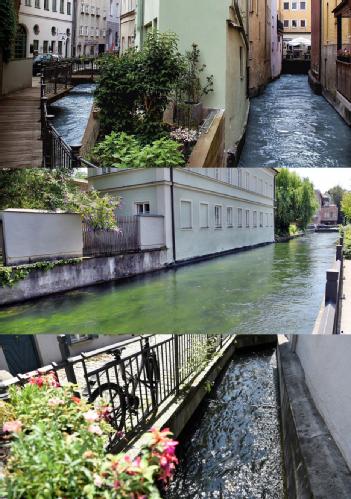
[337,56,351,63]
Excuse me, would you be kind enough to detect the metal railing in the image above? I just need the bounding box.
[0,334,230,451]
[82,217,140,257]
[317,238,344,335]
[41,57,98,98]
[40,76,82,169]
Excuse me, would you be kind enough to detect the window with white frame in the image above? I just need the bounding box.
[291,1,297,9]
[270,213,273,227]
[292,20,297,27]
[226,169,232,184]
[283,1,289,9]
[180,201,192,229]
[253,175,257,192]
[300,19,306,27]
[238,169,243,188]
[283,20,289,27]
[214,205,222,228]
[238,208,243,228]
[266,213,269,227]
[199,203,209,228]
[135,202,150,215]
[260,212,264,228]
[259,179,263,194]
[300,1,306,8]
[253,211,257,228]
[79,25,84,35]
[245,210,250,228]
[227,207,233,227]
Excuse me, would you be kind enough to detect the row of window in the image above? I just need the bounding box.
[180,201,274,230]
[25,0,71,14]
[79,26,106,37]
[283,19,307,28]
[200,168,274,199]
[32,25,70,37]
[283,1,307,10]
[80,4,105,16]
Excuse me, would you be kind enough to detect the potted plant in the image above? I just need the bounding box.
[337,48,351,63]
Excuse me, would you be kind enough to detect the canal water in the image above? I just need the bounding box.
[49,84,95,145]
[0,233,337,334]
[167,348,285,499]
[239,74,351,168]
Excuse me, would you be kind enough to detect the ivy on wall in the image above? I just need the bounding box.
[0,0,17,63]
[0,258,83,288]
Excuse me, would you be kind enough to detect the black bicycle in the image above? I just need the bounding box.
[83,337,160,432]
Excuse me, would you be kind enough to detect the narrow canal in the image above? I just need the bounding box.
[0,233,337,334]
[49,83,95,145]
[239,74,351,168]
[167,348,284,499]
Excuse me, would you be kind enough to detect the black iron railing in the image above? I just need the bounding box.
[0,335,230,450]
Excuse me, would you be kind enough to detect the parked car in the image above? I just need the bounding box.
[32,54,62,76]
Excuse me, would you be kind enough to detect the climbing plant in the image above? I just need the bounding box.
[0,0,17,63]
[0,259,83,288]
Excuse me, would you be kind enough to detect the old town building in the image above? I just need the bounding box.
[120,0,136,52]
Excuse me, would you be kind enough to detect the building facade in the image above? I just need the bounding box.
[88,168,277,264]
[309,0,351,125]
[19,0,73,57]
[278,0,312,42]
[120,0,136,52]
[248,0,272,96]
[135,0,250,165]
[75,0,108,56]
[313,191,339,226]
[271,1,284,79]
[105,0,120,52]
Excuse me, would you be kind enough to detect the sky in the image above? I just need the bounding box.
[290,168,351,193]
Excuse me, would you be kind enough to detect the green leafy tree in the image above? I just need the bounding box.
[95,30,187,142]
[341,192,351,223]
[328,185,346,223]
[0,0,17,63]
[0,169,120,230]
[275,169,318,235]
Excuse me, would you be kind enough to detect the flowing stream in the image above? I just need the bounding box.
[49,83,95,145]
[239,74,351,167]
[167,348,285,499]
[0,233,337,334]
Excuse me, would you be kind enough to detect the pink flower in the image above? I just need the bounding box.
[3,420,22,434]
[113,480,120,490]
[83,410,99,423]
[94,474,103,487]
[88,424,103,436]
[48,397,65,407]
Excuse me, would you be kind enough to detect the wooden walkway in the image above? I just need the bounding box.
[0,83,42,169]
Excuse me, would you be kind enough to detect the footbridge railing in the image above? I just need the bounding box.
[0,334,230,451]
[317,238,344,335]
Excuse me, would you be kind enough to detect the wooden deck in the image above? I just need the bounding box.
[0,84,43,169]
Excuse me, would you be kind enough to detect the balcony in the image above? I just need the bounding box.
[336,59,351,102]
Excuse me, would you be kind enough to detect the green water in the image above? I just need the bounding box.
[0,233,337,334]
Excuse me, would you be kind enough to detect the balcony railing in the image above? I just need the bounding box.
[336,59,351,102]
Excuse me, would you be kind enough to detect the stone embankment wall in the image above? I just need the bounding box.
[0,249,168,306]
[277,337,351,499]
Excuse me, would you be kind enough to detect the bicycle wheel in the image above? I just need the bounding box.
[89,383,126,431]
[145,355,160,409]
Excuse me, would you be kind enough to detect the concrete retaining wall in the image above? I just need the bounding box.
[1,59,32,96]
[0,249,168,306]
[187,109,225,167]
[277,338,351,499]
[80,108,100,157]
[0,210,83,265]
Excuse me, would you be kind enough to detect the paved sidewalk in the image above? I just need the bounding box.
[0,81,42,168]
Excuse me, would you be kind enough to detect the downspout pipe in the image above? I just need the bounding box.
[170,167,177,264]
[232,0,249,51]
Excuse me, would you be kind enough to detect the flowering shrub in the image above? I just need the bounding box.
[337,48,351,61]
[170,127,199,145]
[0,373,178,498]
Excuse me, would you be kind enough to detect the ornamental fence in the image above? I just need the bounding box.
[0,334,230,452]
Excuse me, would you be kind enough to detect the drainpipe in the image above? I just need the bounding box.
[170,167,177,264]
[72,0,77,56]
